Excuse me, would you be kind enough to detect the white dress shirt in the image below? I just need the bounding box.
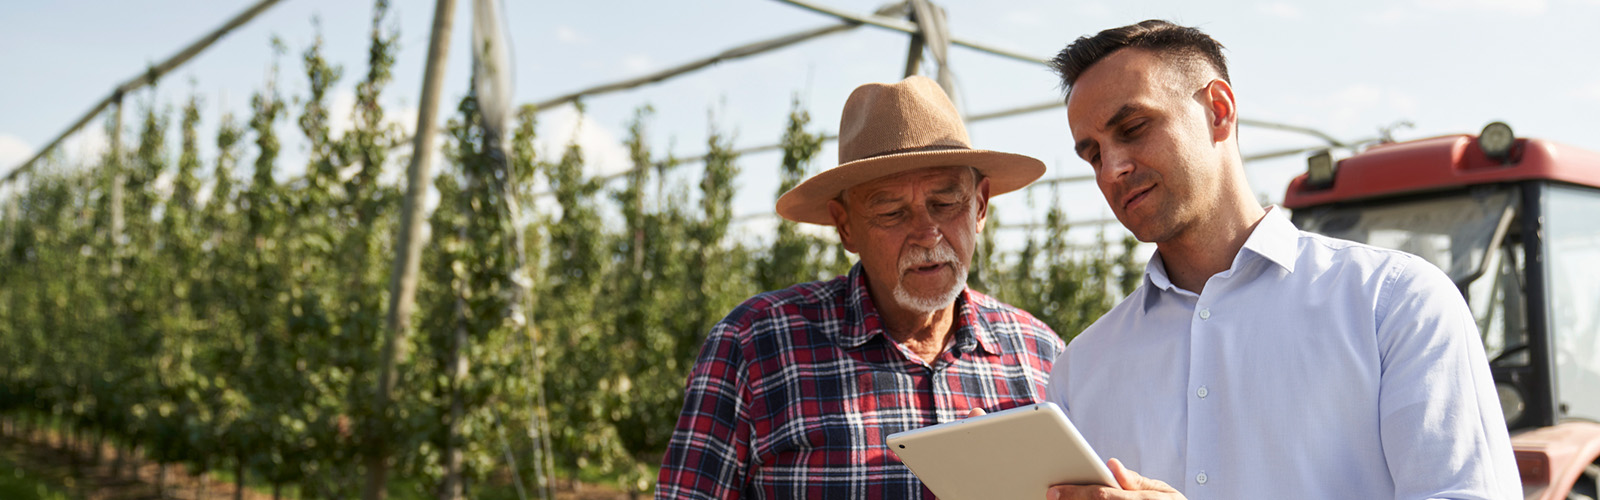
[1047,208,1521,500]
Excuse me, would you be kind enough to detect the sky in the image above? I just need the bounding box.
[2,0,1598,252]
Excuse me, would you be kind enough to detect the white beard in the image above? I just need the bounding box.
[892,276,964,313]
[892,242,967,313]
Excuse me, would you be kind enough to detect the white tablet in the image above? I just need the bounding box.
[886,402,1117,499]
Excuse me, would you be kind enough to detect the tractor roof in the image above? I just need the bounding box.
[1284,135,1600,209]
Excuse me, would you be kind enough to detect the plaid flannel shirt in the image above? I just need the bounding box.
[656,263,1065,499]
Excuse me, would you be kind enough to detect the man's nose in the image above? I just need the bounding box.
[907,207,943,247]
[1102,147,1135,179]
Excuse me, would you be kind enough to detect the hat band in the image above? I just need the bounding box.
[856,144,972,161]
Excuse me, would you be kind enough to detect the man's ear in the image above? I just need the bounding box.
[974,177,992,233]
[1203,79,1237,143]
[828,199,857,253]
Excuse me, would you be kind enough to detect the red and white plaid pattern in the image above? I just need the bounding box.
[657,264,1064,499]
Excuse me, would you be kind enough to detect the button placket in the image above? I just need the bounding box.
[931,375,954,423]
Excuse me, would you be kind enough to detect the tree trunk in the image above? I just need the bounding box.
[235,451,246,500]
[79,426,91,462]
[93,427,105,465]
[111,440,125,480]
[439,227,469,500]
[157,461,167,497]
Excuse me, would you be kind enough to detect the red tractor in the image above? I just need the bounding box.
[1285,123,1600,499]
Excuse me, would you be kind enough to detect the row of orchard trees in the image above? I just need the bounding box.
[0,3,1139,498]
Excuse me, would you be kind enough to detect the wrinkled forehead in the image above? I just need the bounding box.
[844,166,974,204]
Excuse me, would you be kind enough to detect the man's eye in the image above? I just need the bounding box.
[1122,123,1145,137]
[878,210,904,219]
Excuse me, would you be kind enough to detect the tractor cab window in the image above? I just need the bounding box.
[1545,184,1600,422]
[1292,187,1524,361]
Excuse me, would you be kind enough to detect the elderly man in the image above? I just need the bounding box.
[655,76,1065,499]
[1041,20,1521,499]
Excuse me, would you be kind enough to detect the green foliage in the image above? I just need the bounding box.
[756,98,851,292]
[0,461,73,500]
[987,200,1132,341]
[0,5,1136,497]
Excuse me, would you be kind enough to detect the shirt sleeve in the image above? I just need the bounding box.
[1046,347,1073,419]
[1375,255,1522,500]
[656,320,752,500]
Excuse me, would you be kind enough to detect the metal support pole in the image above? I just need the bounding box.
[1,0,285,185]
[908,0,953,97]
[773,0,1048,65]
[109,96,125,280]
[903,12,925,77]
[530,2,908,113]
[366,0,458,498]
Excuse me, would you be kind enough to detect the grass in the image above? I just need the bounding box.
[0,456,76,500]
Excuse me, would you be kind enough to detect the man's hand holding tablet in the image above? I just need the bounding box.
[889,405,1185,500]
[1044,457,1183,500]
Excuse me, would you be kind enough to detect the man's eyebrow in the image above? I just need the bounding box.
[1103,104,1142,130]
[1074,104,1144,159]
[865,193,904,207]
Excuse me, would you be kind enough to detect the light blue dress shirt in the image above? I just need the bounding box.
[1047,208,1521,500]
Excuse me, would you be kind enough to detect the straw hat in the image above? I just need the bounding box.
[775,76,1046,225]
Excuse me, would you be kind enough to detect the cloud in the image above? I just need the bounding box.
[0,134,34,174]
[1003,8,1047,27]
[1324,84,1419,133]
[621,54,657,74]
[329,88,358,137]
[60,127,110,166]
[1363,5,1411,23]
[1068,0,1114,18]
[1573,81,1600,103]
[535,105,632,179]
[1262,83,1420,143]
[555,25,586,45]
[1416,0,1548,15]
[1257,2,1304,18]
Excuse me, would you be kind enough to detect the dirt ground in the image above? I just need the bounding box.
[0,421,633,500]
[0,424,270,500]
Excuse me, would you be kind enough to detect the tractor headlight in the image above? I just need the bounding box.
[1497,382,1526,424]
[1307,149,1336,189]
[1479,122,1515,163]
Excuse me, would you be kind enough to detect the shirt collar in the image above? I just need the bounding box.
[1142,206,1300,301]
[1239,206,1299,274]
[840,263,997,355]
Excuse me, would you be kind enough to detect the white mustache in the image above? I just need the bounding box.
[899,243,958,274]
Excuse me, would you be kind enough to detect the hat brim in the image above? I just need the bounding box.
[775,149,1047,226]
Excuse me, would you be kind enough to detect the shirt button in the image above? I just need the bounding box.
[1197,386,1209,398]
[1198,308,1211,320]
[1196,472,1208,484]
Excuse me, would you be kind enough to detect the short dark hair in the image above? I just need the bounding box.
[1051,20,1229,91]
